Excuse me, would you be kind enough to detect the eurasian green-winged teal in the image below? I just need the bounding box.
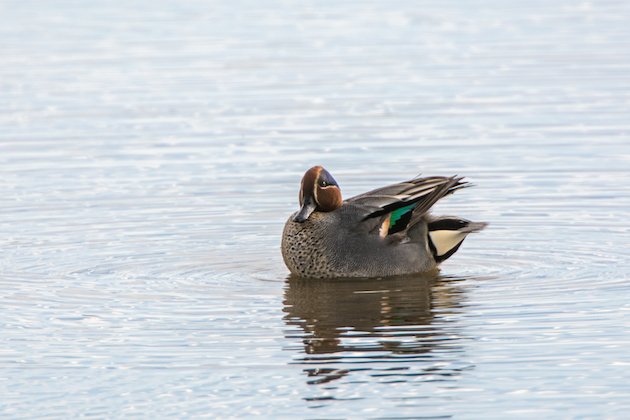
[281,166,486,278]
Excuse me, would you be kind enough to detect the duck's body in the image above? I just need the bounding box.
[281,166,486,278]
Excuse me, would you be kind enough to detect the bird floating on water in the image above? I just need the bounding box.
[281,166,487,278]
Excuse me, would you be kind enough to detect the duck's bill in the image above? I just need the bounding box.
[293,197,317,223]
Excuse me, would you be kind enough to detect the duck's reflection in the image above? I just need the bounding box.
[283,274,468,385]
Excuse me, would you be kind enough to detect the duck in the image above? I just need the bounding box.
[281,166,487,278]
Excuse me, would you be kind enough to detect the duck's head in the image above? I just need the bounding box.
[293,166,342,223]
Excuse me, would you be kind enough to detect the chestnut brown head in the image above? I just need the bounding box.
[293,166,342,223]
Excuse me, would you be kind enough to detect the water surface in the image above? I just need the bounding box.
[2,0,630,417]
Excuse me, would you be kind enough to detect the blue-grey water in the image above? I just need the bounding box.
[2,0,630,418]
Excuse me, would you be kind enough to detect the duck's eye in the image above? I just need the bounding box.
[319,180,328,187]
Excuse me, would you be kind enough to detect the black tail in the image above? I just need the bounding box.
[427,217,487,263]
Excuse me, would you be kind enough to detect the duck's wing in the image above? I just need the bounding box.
[346,176,470,237]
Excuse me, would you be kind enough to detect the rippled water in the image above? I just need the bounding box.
[3,0,630,417]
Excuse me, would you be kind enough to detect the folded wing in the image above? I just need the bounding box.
[346,175,470,237]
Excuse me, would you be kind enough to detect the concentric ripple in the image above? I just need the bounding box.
[2,0,630,418]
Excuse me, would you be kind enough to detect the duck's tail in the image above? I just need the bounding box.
[427,217,488,263]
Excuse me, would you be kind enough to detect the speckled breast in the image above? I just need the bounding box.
[281,213,337,278]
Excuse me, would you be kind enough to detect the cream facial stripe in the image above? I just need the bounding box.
[312,178,319,204]
[312,167,322,204]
